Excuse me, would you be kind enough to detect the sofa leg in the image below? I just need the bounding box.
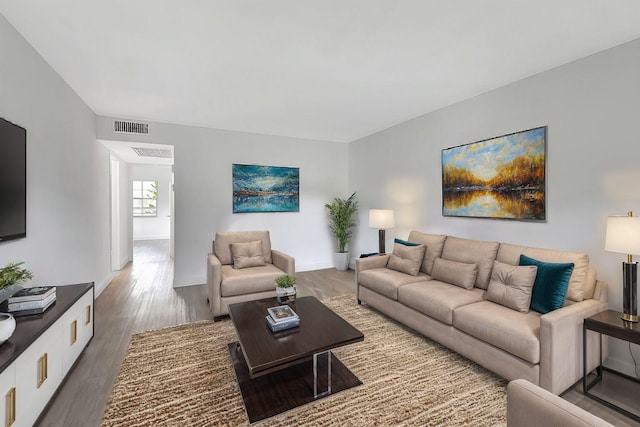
[357,299,362,305]
[213,315,226,322]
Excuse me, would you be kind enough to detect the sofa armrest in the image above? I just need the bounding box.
[355,255,390,273]
[592,279,608,303]
[539,282,609,394]
[271,250,295,276]
[355,255,390,302]
[507,379,613,427]
[207,254,223,316]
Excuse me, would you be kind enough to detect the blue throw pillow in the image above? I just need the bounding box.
[519,254,574,314]
[394,238,420,247]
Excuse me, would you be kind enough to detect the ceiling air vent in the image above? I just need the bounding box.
[114,120,149,135]
[131,147,173,158]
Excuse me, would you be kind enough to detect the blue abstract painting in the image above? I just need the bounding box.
[233,164,300,213]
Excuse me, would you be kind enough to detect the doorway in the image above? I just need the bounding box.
[103,140,175,276]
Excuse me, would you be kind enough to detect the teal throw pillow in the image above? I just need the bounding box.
[394,238,420,247]
[519,254,574,314]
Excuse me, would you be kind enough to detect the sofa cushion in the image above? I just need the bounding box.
[454,301,541,364]
[358,268,429,300]
[398,281,484,325]
[231,240,266,269]
[431,258,478,290]
[486,260,538,312]
[497,242,588,302]
[215,231,272,265]
[407,231,447,276]
[441,236,499,290]
[519,255,574,314]
[220,264,283,297]
[387,243,426,276]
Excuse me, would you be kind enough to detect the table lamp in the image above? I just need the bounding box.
[369,209,395,254]
[605,211,640,322]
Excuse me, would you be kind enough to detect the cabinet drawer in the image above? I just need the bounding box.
[61,289,94,374]
[0,283,94,427]
[15,321,63,427]
[0,364,16,427]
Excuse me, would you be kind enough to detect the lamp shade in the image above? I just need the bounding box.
[369,209,395,229]
[605,216,640,255]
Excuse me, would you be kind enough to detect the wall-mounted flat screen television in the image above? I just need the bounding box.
[0,118,27,242]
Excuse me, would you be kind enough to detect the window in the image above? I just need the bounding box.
[133,180,157,217]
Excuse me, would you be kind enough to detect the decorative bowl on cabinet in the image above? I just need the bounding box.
[0,313,15,344]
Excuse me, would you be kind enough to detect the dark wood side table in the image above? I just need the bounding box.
[583,310,640,421]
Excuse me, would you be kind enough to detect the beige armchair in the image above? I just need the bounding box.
[507,379,613,426]
[207,230,295,321]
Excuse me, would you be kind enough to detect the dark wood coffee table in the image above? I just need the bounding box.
[227,296,364,423]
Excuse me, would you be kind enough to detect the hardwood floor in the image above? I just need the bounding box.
[37,240,212,427]
[37,241,639,426]
[37,240,355,427]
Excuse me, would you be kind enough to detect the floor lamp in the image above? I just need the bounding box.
[605,212,640,323]
[369,209,394,254]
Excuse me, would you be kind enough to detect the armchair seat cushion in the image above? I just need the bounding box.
[358,268,429,300]
[220,264,283,297]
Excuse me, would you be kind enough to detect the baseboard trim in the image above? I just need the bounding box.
[96,272,119,297]
[118,255,131,270]
[133,235,170,241]
[297,262,333,272]
[173,276,204,288]
[604,354,640,379]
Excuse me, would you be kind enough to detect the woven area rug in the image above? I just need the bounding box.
[102,295,507,426]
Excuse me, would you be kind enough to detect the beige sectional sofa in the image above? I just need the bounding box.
[356,231,608,395]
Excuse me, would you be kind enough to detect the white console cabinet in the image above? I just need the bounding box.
[0,283,94,427]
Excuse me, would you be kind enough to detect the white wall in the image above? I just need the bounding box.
[349,38,640,376]
[0,15,114,295]
[96,119,349,286]
[131,165,172,240]
[11,0,632,376]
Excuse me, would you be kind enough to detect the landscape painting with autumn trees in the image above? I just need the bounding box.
[442,127,546,220]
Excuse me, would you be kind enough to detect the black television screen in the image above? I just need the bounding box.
[0,118,27,242]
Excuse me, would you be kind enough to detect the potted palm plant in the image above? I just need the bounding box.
[325,192,359,270]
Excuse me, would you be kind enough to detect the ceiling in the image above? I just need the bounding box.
[2,1,640,143]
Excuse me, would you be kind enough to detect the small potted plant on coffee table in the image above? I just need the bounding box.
[275,274,296,303]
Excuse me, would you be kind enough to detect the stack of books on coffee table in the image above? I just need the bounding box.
[266,305,300,332]
[7,286,56,316]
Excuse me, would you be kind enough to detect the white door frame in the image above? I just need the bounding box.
[109,155,121,270]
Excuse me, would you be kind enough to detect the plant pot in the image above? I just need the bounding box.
[0,284,22,305]
[0,313,15,345]
[276,286,296,303]
[334,252,350,271]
